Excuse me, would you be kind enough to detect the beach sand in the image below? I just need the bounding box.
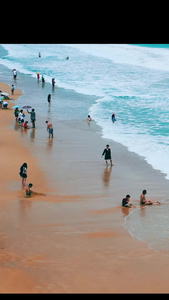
[1,81,169,293]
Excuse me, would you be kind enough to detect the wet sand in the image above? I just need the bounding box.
[1,82,169,293]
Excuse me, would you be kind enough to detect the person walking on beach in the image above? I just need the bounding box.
[46,120,53,139]
[19,163,28,189]
[102,144,113,166]
[27,108,36,128]
[11,84,15,95]
[42,75,45,84]
[140,190,160,205]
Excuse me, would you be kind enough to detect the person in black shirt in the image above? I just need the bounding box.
[122,195,132,207]
[102,145,113,166]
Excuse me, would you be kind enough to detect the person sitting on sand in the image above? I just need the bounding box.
[122,194,133,207]
[25,183,46,197]
[23,121,30,129]
[140,190,160,205]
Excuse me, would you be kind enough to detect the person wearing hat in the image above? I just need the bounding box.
[102,144,113,166]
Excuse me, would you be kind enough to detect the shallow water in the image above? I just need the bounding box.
[1,44,169,257]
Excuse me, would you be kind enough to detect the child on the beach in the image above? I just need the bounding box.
[122,195,133,207]
[25,183,46,197]
[23,121,30,129]
[140,190,160,205]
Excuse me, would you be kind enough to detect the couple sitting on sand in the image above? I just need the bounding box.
[122,190,160,208]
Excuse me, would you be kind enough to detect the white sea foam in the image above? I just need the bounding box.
[1,43,169,179]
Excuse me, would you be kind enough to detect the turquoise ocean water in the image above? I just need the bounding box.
[1,44,169,254]
[1,44,169,179]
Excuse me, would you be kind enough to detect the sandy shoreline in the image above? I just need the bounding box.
[1,81,169,293]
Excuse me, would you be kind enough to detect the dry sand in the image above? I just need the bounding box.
[1,82,169,293]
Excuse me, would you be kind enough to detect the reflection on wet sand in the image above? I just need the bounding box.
[102,165,113,187]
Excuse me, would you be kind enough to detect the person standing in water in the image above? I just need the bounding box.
[112,113,116,123]
[46,120,53,139]
[102,145,113,166]
[47,94,51,104]
[19,163,28,189]
[11,84,15,95]
[27,108,36,128]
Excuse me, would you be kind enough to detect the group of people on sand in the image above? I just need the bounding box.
[101,144,160,208]
[14,107,53,138]
[19,162,46,197]
[14,107,36,129]
[122,190,160,208]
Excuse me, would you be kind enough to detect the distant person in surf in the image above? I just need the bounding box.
[112,113,116,123]
[13,69,17,79]
[42,75,45,84]
[140,190,160,205]
[47,94,51,104]
[102,144,113,166]
[39,52,41,57]
[87,115,92,122]
[52,78,55,88]
[66,56,69,60]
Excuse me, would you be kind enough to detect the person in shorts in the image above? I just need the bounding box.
[46,120,53,139]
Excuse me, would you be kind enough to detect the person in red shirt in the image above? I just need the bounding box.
[23,121,30,129]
